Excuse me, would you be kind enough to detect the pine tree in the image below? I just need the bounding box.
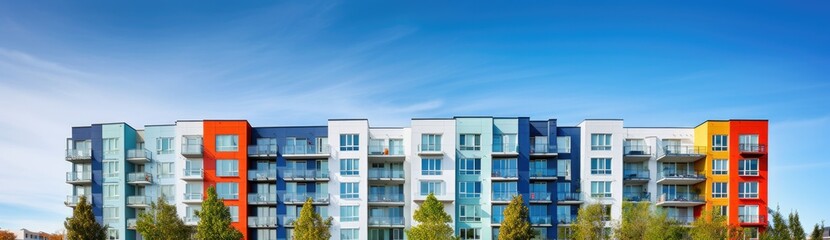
[810,221,824,240]
[136,196,193,240]
[195,186,243,240]
[572,203,609,240]
[293,198,333,240]
[689,207,729,240]
[64,195,107,240]
[789,211,806,240]
[499,194,535,239]
[765,206,792,240]
[406,193,455,240]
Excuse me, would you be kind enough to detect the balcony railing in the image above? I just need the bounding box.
[623,170,650,181]
[659,171,705,180]
[418,144,442,153]
[663,146,705,155]
[282,144,330,155]
[624,145,651,156]
[248,170,278,180]
[369,143,404,156]
[368,169,405,179]
[248,144,278,156]
[282,192,330,203]
[368,216,405,226]
[127,196,151,206]
[531,216,552,225]
[557,214,577,225]
[127,172,153,184]
[739,144,766,154]
[530,144,557,154]
[248,216,278,227]
[66,172,92,183]
[248,193,278,204]
[658,193,704,203]
[65,149,92,161]
[282,216,297,227]
[492,192,519,202]
[529,169,557,178]
[126,149,151,161]
[668,215,695,225]
[492,143,519,154]
[65,195,89,206]
[623,192,651,202]
[491,168,518,178]
[558,193,582,202]
[368,193,405,203]
[529,192,552,202]
[181,142,203,156]
[739,215,766,224]
[184,193,203,202]
[280,169,329,179]
[183,168,203,179]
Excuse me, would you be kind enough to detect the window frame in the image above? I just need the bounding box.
[340,206,359,222]
[712,135,728,151]
[591,181,612,198]
[590,158,612,175]
[340,182,359,199]
[459,134,481,151]
[712,159,728,175]
[712,182,727,198]
[420,181,443,196]
[738,159,759,176]
[421,158,442,175]
[215,135,239,152]
[738,182,759,199]
[216,159,239,177]
[459,205,481,222]
[339,134,360,151]
[458,158,481,175]
[459,181,482,198]
[340,159,359,176]
[591,134,612,151]
[216,182,239,200]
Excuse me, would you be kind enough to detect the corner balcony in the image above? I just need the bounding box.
[623,170,650,184]
[248,193,278,205]
[184,216,200,226]
[491,168,518,181]
[369,143,405,162]
[368,216,405,228]
[656,193,704,207]
[492,143,519,157]
[529,168,557,180]
[368,169,405,182]
[623,192,651,202]
[127,196,152,208]
[127,218,137,229]
[657,146,706,163]
[282,216,297,227]
[126,149,151,164]
[181,143,203,157]
[623,145,652,162]
[739,144,766,156]
[64,195,89,207]
[557,214,576,226]
[127,172,153,185]
[248,170,278,181]
[248,216,278,228]
[739,215,767,225]
[531,216,553,226]
[417,144,443,156]
[656,171,705,185]
[282,144,330,159]
[281,192,329,205]
[492,192,518,203]
[182,168,203,181]
[280,169,329,181]
[183,193,203,204]
[65,149,92,163]
[529,192,552,203]
[557,193,583,204]
[248,144,278,158]
[368,193,405,206]
[530,144,559,158]
[66,172,92,185]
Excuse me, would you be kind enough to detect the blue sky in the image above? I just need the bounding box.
[0,0,828,232]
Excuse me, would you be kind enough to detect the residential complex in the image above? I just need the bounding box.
[64,118,768,240]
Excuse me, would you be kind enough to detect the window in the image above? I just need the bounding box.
[420,181,443,196]
[459,181,482,198]
[459,205,481,222]
[715,205,728,216]
[341,229,359,240]
[340,206,359,222]
[459,158,481,175]
[459,134,481,150]
[340,134,359,151]
[557,136,571,153]
[106,229,119,240]
[590,158,612,175]
[156,137,174,154]
[158,162,174,178]
[104,184,119,199]
[493,205,506,223]
[459,228,481,240]
[739,134,760,151]
[340,159,359,176]
[103,161,119,178]
[216,160,239,177]
[712,159,728,175]
[591,134,612,150]
[738,182,759,198]
[739,159,759,176]
[341,182,359,199]
[712,135,728,151]
[421,158,442,175]
[104,207,119,220]
[739,205,760,223]
[712,182,727,198]
[257,229,277,240]
[591,181,612,198]
[229,206,239,222]
[217,183,239,199]
[493,158,518,177]
[103,138,119,153]
[159,185,175,201]
[420,134,441,151]
[557,159,571,178]
[215,135,239,152]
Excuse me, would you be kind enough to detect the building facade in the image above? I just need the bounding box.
[64,118,768,240]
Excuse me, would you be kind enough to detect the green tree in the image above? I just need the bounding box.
[810,221,824,240]
[689,207,729,240]
[499,194,535,239]
[572,203,609,240]
[615,202,650,240]
[293,198,333,240]
[64,195,107,240]
[764,206,791,240]
[136,196,193,240]
[789,211,806,240]
[644,209,687,240]
[406,193,455,240]
[195,186,243,240]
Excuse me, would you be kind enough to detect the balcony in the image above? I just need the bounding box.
[183,193,203,204]
[66,172,91,184]
[531,216,552,226]
[623,170,650,183]
[64,195,88,207]
[529,169,557,180]
[491,168,518,180]
[368,216,405,227]
[557,193,583,204]
[281,192,329,204]
[530,144,559,158]
[492,192,518,203]
[368,193,405,205]
[656,193,705,207]
[248,144,278,158]
[127,218,137,229]
[280,169,329,181]
[248,216,278,228]
[248,193,278,205]
[65,149,92,162]
[282,216,297,227]
[127,172,153,185]
[656,171,705,185]
[657,146,706,163]
[127,196,151,208]
[557,214,576,226]
[668,215,695,225]
[184,216,200,226]
[623,192,651,202]
[369,143,405,161]
[248,170,277,181]
[126,149,151,164]
[417,144,443,156]
[739,144,766,156]
[181,142,203,157]
[182,168,203,181]
[368,169,405,181]
[492,143,519,157]
[739,215,767,225]
[529,192,552,203]
[623,145,652,162]
[282,144,330,159]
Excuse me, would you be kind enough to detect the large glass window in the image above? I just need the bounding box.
[104,207,119,220]
[557,136,571,153]
[103,161,119,178]
[340,206,359,222]
[459,134,481,151]
[459,205,481,222]
[340,159,359,176]
[712,135,728,151]
[104,184,118,199]
[739,205,760,223]
[738,159,759,176]
[738,182,759,198]
[229,206,239,222]
[712,182,727,198]
[340,182,359,199]
[712,159,728,175]
[217,183,239,199]
[591,181,612,198]
[739,134,760,151]
[591,158,612,175]
[215,135,239,152]
[156,137,174,154]
[557,159,571,178]
[492,205,506,223]
[340,134,360,151]
[459,158,481,175]
[159,162,174,178]
[420,181,443,196]
[420,134,441,151]
[459,228,481,240]
[341,229,359,240]
[421,158,442,175]
[103,138,119,154]
[493,158,518,177]
[591,134,612,150]
[216,160,239,177]
[459,181,482,198]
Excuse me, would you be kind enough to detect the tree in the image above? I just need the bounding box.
[689,207,730,240]
[644,209,687,240]
[499,194,535,239]
[764,206,792,240]
[64,195,107,240]
[789,211,806,240]
[572,203,609,240]
[293,198,333,240]
[136,196,193,240]
[615,202,650,240]
[45,231,65,240]
[810,221,824,240]
[406,193,455,240]
[0,230,15,240]
[195,186,243,240]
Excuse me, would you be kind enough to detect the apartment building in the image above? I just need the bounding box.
[64,118,767,240]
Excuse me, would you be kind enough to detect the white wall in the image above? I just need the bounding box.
[579,120,624,225]
[174,121,203,219]
[328,120,370,240]
[409,119,456,228]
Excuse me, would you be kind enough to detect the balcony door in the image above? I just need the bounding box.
[533,136,547,153]
[286,137,308,154]
[389,139,403,155]
[316,137,327,153]
[662,139,681,153]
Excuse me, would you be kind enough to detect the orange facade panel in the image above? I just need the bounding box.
[203,120,251,239]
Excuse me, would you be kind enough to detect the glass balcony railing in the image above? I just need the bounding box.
[531,216,552,225]
[282,192,330,203]
[65,195,89,206]
[368,193,405,203]
[248,216,278,227]
[184,193,203,201]
[623,170,650,180]
[127,148,151,159]
[492,143,519,154]
[368,216,405,226]
[369,143,404,155]
[181,143,203,156]
[65,149,92,160]
[282,144,330,155]
[127,196,151,206]
[658,193,704,203]
[282,216,298,226]
[248,144,278,156]
[66,172,91,182]
[492,168,518,178]
[280,169,329,179]
[529,192,552,201]
[558,193,582,202]
[248,193,278,204]
[624,145,651,156]
[623,192,651,202]
[739,144,766,154]
[658,171,705,180]
[492,192,519,201]
[368,169,405,179]
[739,215,766,224]
[557,214,577,224]
[248,170,277,180]
[127,172,153,184]
[529,168,557,178]
[183,168,203,178]
[663,146,705,155]
[530,144,559,154]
